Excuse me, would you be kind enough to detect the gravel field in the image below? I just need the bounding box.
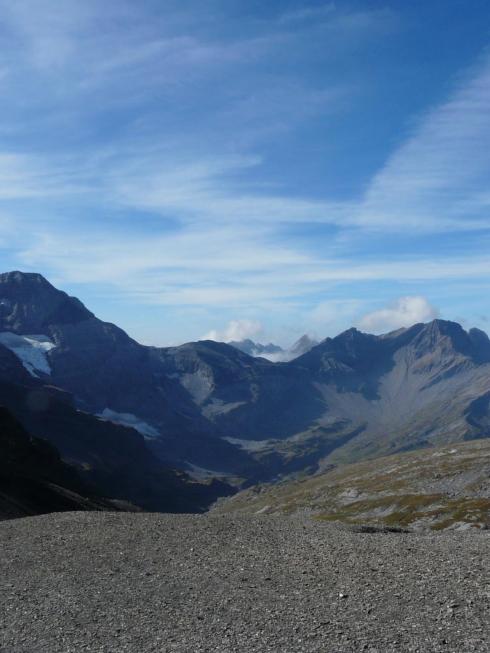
[0,512,488,653]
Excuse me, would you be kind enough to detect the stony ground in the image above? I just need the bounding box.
[0,512,488,653]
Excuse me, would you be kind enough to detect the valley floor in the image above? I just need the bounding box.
[0,512,488,653]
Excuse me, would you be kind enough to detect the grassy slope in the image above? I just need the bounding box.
[213,438,490,531]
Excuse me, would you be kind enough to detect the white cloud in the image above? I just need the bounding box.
[358,296,439,333]
[201,319,263,343]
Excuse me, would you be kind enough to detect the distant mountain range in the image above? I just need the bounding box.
[1,270,489,516]
[228,334,319,361]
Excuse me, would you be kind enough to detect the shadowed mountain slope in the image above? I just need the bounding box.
[0,406,115,520]
[0,340,231,514]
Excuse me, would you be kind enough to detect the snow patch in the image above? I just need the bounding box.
[0,332,55,377]
[432,448,459,458]
[97,408,160,438]
[185,463,229,481]
[203,398,247,418]
[255,505,271,514]
[223,437,274,453]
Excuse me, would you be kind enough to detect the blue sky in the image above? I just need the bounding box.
[0,0,489,346]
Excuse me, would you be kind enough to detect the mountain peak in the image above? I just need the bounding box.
[469,326,490,342]
[0,270,93,334]
[425,318,464,333]
[402,318,490,363]
[228,339,284,358]
[417,318,471,344]
[0,271,53,287]
[334,327,371,343]
[468,327,490,360]
[289,334,319,357]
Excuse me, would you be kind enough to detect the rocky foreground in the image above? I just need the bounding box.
[0,513,488,652]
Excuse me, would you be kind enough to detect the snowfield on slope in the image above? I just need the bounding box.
[0,332,55,377]
[97,408,160,438]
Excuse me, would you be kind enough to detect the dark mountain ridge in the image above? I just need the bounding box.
[0,405,114,520]
[0,271,94,331]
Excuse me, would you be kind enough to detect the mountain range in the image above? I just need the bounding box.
[228,334,319,361]
[1,270,489,515]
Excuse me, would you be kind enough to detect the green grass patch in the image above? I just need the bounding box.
[315,495,490,530]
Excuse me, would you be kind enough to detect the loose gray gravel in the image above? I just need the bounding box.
[0,512,488,653]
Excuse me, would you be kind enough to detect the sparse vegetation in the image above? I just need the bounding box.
[214,438,490,531]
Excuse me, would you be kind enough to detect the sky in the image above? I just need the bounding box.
[0,0,489,346]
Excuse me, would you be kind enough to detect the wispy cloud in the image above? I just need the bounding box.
[0,152,91,199]
[106,153,350,226]
[356,54,490,232]
[278,4,336,24]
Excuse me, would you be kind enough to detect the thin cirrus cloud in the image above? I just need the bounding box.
[278,3,336,24]
[0,2,489,343]
[357,54,490,232]
[96,52,490,235]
